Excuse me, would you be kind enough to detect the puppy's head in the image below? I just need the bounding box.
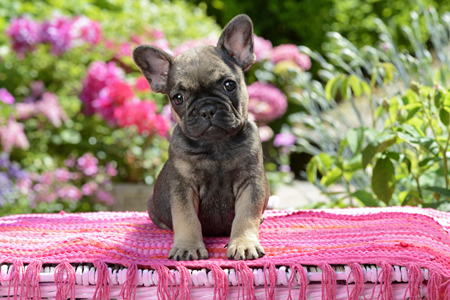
[133,14,256,141]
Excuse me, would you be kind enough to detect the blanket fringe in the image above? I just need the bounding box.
[22,260,42,300]
[288,263,308,300]
[347,263,364,300]
[54,260,75,300]
[93,260,110,300]
[378,262,393,300]
[427,269,442,300]
[119,263,137,300]
[206,262,228,300]
[263,261,276,300]
[236,261,255,300]
[1,259,23,300]
[404,264,422,300]
[153,263,176,300]
[319,263,336,300]
[175,263,191,300]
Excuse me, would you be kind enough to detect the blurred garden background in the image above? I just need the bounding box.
[1,0,449,216]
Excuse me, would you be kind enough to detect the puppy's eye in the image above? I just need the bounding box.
[172,94,183,105]
[223,80,236,92]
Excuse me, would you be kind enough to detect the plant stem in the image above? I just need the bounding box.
[443,133,450,189]
[413,174,423,199]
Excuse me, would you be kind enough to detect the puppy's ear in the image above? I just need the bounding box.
[217,14,256,70]
[133,45,173,94]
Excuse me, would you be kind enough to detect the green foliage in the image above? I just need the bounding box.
[189,0,450,51]
[300,7,450,210]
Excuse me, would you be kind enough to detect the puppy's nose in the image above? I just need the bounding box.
[199,105,216,119]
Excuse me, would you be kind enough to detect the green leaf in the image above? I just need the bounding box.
[306,157,318,184]
[362,133,397,168]
[352,190,379,207]
[422,201,449,209]
[325,75,341,101]
[348,75,362,97]
[439,108,450,126]
[318,153,333,170]
[340,76,349,100]
[424,186,450,198]
[435,90,445,108]
[381,62,395,84]
[403,102,422,121]
[361,81,372,97]
[372,157,396,205]
[346,127,365,154]
[320,167,343,187]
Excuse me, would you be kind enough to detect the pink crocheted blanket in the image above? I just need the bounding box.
[1,206,450,299]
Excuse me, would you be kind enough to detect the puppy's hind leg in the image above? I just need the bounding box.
[148,194,171,230]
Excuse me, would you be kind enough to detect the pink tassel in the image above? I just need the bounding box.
[93,261,110,300]
[3,259,24,300]
[22,260,42,300]
[54,261,75,300]
[263,261,276,300]
[444,279,450,300]
[377,262,393,300]
[288,263,307,300]
[427,269,442,300]
[206,262,228,300]
[347,263,364,300]
[119,263,137,300]
[153,263,175,300]
[319,263,336,300]
[175,263,191,300]
[235,262,255,300]
[404,264,422,300]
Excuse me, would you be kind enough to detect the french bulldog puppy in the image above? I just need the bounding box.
[133,14,269,261]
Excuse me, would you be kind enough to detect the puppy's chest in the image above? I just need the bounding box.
[191,165,244,237]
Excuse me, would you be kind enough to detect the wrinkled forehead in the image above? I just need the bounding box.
[168,46,239,90]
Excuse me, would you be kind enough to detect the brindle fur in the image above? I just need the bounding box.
[133,15,269,261]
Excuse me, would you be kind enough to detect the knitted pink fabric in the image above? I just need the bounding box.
[1,206,450,299]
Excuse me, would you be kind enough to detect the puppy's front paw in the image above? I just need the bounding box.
[226,235,265,260]
[169,240,208,261]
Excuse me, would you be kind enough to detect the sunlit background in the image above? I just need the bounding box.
[1,0,450,216]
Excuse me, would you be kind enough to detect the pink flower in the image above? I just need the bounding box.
[41,15,74,55]
[274,133,296,147]
[135,76,151,92]
[151,39,172,55]
[81,181,98,196]
[17,177,32,195]
[54,168,71,182]
[119,43,132,56]
[79,61,125,115]
[0,89,15,104]
[0,117,29,152]
[247,82,287,122]
[64,157,76,168]
[96,189,114,206]
[71,16,102,45]
[57,185,82,201]
[16,92,67,127]
[77,153,98,176]
[36,93,68,127]
[92,80,135,124]
[114,100,170,136]
[270,44,311,71]
[152,29,165,39]
[105,163,117,177]
[6,17,42,54]
[161,104,175,124]
[258,125,274,142]
[254,35,272,61]
[172,37,218,57]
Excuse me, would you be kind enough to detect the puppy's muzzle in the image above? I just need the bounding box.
[199,104,216,120]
